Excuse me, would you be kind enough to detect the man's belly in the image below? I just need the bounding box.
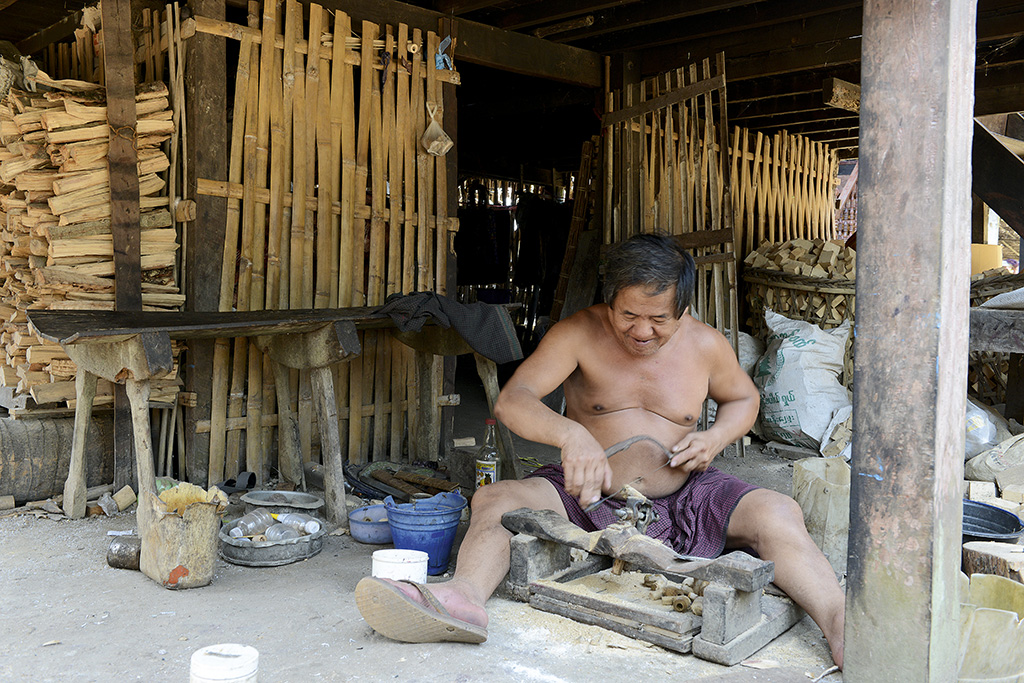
[575,407,697,499]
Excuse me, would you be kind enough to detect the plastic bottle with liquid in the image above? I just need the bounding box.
[228,509,274,537]
[273,512,322,535]
[475,418,500,490]
[264,523,301,541]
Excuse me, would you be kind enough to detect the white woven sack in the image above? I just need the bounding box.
[753,309,851,450]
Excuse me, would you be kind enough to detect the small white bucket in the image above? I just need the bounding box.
[190,643,259,682]
[371,548,429,583]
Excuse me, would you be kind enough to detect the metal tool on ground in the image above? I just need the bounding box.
[584,434,675,512]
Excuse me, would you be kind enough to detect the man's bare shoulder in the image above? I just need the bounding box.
[547,304,609,338]
[678,316,736,358]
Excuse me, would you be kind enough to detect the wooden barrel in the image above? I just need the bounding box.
[0,415,114,504]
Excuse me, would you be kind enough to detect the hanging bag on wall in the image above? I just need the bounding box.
[421,102,453,156]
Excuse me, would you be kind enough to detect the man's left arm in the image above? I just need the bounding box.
[669,334,759,474]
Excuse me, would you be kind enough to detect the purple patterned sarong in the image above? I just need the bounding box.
[526,464,758,559]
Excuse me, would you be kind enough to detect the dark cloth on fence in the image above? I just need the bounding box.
[526,463,758,559]
[375,292,523,364]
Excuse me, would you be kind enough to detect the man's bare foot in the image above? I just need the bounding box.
[825,608,844,669]
[384,577,488,629]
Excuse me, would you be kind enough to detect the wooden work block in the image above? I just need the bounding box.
[791,238,814,250]
[818,250,839,268]
[1001,483,1024,503]
[789,247,807,259]
[781,260,802,275]
[968,480,998,501]
[810,264,828,278]
[963,541,1024,583]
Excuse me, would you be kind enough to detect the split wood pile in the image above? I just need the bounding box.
[0,82,182,406]
[192,2,458,485]
[730,128,840,258]
[742,238,856,337]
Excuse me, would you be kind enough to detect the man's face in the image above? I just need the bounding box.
[607,285,683,356]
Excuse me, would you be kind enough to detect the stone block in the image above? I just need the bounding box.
[1002,484,1024,504]
[968,480,997,501]
[699,583,762,646]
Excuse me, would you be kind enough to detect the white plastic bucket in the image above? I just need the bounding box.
[371,548,429,583]
[190,643,259,682]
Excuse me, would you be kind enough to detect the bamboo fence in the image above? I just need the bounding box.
[194,2,458,485]
[602,53,738,340]
[729,127,841,258]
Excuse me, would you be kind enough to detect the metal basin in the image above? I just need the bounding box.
[219,519,326,567]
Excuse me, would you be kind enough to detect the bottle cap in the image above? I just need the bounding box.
[485,418,496,425]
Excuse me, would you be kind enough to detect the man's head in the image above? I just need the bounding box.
[602,233,696,318]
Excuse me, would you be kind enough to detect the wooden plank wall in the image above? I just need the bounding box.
[192,2,458,485]
[602,53,737,338]
[730,127,840,257]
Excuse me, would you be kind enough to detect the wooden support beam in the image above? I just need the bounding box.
[846,0,975,678]
[823,77,861,113]
[317,0,602,87]
[973,120,1024,238]
[184,0,228,487]
[102,0,142,494]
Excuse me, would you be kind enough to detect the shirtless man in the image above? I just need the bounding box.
[356,234,845,668]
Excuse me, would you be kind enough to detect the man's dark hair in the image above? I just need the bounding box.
[602,233,696,318]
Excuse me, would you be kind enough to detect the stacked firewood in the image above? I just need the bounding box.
[743,238,856,278]
[0,82,182,407]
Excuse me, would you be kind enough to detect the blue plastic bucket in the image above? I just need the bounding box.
[385,492,467,575]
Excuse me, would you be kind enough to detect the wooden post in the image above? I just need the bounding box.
[62,369,98,518]
[846,1,975,679]
[185,0,227,486]
[103,0,141,493]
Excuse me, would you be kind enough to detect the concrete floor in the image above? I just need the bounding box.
[0,360,842,682]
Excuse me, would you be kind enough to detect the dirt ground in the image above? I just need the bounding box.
[0,367,843,682]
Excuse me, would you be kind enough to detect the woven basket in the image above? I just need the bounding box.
[743,267,856,385]
[969,272,1024,406]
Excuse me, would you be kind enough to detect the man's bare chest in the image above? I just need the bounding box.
[565,354,709,420]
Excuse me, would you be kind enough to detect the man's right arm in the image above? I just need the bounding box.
[494,316,612,506]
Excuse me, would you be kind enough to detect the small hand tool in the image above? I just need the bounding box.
[583,435,675,513]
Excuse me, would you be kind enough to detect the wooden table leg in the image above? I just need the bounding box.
[310,365,347,527]
[474,353,522,481]
[272,361,304,487]
[63,369,98,519]
[125,378,158,498]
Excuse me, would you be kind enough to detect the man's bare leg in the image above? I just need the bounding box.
[372,478,567,629]
[726,488,845,669]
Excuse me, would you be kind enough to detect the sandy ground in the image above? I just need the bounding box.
[0,443,842,683]
[0,366,843,682]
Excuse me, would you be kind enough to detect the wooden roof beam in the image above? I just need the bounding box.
[320,0,603,87]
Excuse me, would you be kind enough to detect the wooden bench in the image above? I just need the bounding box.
[27,308,520,525]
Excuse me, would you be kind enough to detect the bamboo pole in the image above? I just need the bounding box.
[314,3,333,312]
[399,24,415,295]
[288,0,307,311]
[209,31,255,484]
[337,10,355,308]
[327,10,344,309]
[225,3,262,479]
[384,26,400,298]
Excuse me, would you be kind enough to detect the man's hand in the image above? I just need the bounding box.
[669,431,723,475]
[559,428,613,508]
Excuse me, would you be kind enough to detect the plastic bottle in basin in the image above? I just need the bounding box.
[264,523,300,541]
[274,512,321,535]
[229,509,274,537]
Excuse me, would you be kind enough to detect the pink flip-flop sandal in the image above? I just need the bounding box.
[355,577,487,644]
